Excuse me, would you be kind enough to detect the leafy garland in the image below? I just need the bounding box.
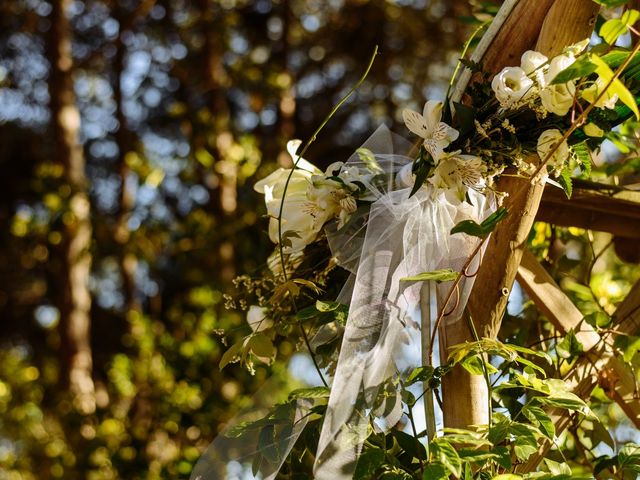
[216,5,640,479]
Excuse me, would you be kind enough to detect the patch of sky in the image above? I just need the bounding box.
[34,305,59,329]
[254,0,272,14]
[135,261,159,297]
[230,33,249,55]
[301,14,320,32]
[91,173,120,213]
[189,185,210,205]
[296,72,324,98]
[90,257,125,310]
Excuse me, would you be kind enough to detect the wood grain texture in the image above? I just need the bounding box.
[480,0,555,75]
[538,185,640,239]
[536,0,599,57]
[516,249,600,351]
[440,0,599,429]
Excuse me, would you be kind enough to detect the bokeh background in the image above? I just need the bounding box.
[0,0,493,477]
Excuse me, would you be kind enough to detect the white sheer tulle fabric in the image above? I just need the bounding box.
[315,126,494,479]
[190,126,495,480]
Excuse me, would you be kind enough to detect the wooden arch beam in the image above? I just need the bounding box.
[439,0,600,429]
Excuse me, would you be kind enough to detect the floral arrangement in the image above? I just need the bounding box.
[193,5,640,480]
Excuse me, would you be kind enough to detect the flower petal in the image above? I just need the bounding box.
[402,108,429,138]
[423,100,443,131]
[286,139,321,173]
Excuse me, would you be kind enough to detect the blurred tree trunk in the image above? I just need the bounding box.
[48,0,95,414]
[277,0,296,145]
[200,0,236,282]
[113,4,139,314]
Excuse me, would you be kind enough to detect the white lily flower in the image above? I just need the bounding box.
[428,152,487,203]
[254,140,323,252]
[492,66,535,108]
[402,100,459,160]
[537,129,569,174]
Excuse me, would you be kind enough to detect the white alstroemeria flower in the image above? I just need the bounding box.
[307,172,361,229]
[254,140,322,252]
[247,305,273,332]
[402,101,459,159]
[581,77,619,109]
[428,152,487,203]
[492,66,535,108]
[540,54,576,115]
[537,129,569,174]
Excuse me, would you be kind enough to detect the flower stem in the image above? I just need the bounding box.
[274,46,379,387]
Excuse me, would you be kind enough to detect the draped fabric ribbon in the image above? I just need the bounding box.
[190,126,495,480]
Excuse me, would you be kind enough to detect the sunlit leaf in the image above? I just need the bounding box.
[400,268,458,283]
[590,54,640,120]
[451,207,508,238]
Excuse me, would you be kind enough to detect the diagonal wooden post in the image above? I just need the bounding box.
[439,0,600,429]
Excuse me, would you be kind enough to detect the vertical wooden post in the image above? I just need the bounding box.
[439,0,600,429]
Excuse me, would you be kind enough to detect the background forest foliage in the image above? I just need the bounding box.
[0,0,478,478]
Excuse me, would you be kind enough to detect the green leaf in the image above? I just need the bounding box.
[258,424,279,463]
[556,330,584,360]
[494,446,512,470]
[422,463,448,480]
[461,355,498,376]
[601,19,626,45]
[451,207,508,238]
[550,56,597,84]
[454,102,477,136]
[315,300,345,312]
[219,339,244,370]
[591,54,640,120]
[544,458,572,476]
[522,405,555,439]
[432,439,462,478]
[406,366,435,386]
[354,447,385,479]
[614,334,640,363]
[288,386,330,400]
[409,147,434,198]
[557,167,573,199]
[393,429,426,459]
[400,268,458,283]
[571,142,592,178]
[458,449,500,465]
[537,392,592,415]
[510,423,541,462]
[619,443,640,473]
[248,334,276,364]
[600,9,640,45]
